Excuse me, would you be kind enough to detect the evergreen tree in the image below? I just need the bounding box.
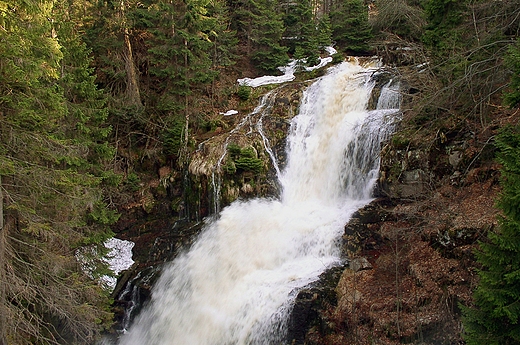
[504,39,520,108]
[316,14,333,49]
[330,0,373,53]
[141,0,220,162]
[230,0,288,72]
[250,0,289,72]
[0,0,116,343]
[421,0,464,49]
[86,0,143,111]
[282,0,321,66]
[462,126,520,344]
[207,0,238,69]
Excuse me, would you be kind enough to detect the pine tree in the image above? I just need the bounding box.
[282,0,321,66]
[250,0,289,72]
[0,0,116,343]
[504,39,520,108]
[462,126,520,344]
[230,0,288,72]
[330,0,373,53]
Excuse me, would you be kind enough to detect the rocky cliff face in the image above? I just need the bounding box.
[285,64,509,344]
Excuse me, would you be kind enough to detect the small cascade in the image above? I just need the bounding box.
[120,60,400,345]
[119,272,143,333]
[377,79,401,110]
[209,90,279,215]
[257,112,283,181]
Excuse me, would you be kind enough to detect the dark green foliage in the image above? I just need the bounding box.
[208,0,239,68]
[282,0,325,65]
[235,156,264,173]
[422,0,464,49]
[237,85,252,100]
[227,143,243,159]
[462,126,520,344]
[330,0,373,53]
[143,0,218,107]
[0,0,117,342]
[316,14,333,49]
[504,39,520,108]
[250,0,289,72]
[226,144,264,174]
[124,172,142,192]
[230,0,288,72]
[332,52,345,63]
[163,119,186,156]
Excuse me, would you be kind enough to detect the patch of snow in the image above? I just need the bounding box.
[102,238,135,290]
[416,62,430,73]
[220,110,239,116]
[325,46,337,55]
[304,57,333,72]
[237,46,338,88]
[238,60,298,87]
[76,238,135,291]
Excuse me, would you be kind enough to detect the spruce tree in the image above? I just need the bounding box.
[462,126,520,344]
[0,0,116,343]
[282,0,321,66]
[316,14,333,50]
[207,0,238,69]
[504,39,520,108]
[251,0,289,72]
[231,0,288,72]
[330,0,373,53]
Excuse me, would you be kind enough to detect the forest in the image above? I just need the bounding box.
[0,0,519,344]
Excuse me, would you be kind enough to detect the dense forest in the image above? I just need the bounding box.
[0,0,519,344]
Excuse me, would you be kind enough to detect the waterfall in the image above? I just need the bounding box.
[119,60,399,345]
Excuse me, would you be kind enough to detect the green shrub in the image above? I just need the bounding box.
[163,119,185,156]
[225,144,264,174]
[237,85,252,101]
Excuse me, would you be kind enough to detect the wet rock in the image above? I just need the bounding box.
[448,150,463,168]
[286,266,345,344]
[349,257,372,272]
[342,199,392,256]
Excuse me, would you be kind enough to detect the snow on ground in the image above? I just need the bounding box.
[237,47,338,88]
[101,238,135,290]
[220,109,239,116]
[304,56,333,72]
[237,60,298,87]
[325,46,337,55]
[76,238,135,291]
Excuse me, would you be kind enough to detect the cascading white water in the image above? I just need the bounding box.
[119,60,399,345]
[210,90,278,214]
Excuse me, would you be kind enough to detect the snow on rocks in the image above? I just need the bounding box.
[76,237,135,291]
[220,110,239,116]
[102,238,135,290]
[237,47,338,88]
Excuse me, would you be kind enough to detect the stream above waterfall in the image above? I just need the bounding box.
[118,59,400,345]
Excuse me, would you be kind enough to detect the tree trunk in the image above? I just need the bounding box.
[182,38,190,167]
[0,175,6,345]
[123,28,143,108]
[119,0,142,108]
